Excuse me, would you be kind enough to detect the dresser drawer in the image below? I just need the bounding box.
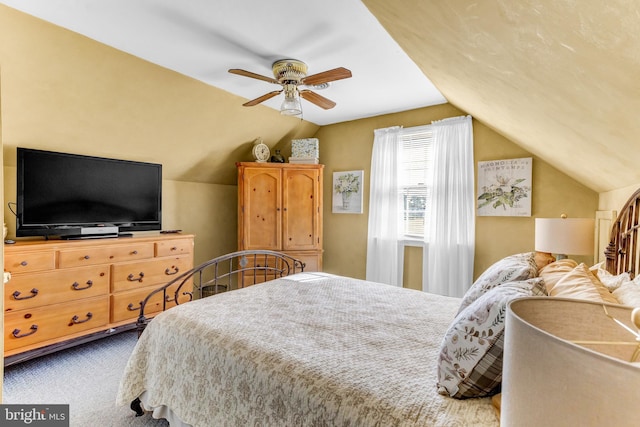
[4,296,109,352]
[5,250,56,274]
[155,239,192,257]
[110,283,191,323]
[4,266,109,312]
[110,255,193,292]
[58,242,155,268]
[284,251,321,272]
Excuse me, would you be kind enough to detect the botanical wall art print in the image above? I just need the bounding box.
[333,170,364,214]
[477,157,532,217]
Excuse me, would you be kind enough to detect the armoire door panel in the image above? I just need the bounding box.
[283,169,320,251]
[242,168,282,250]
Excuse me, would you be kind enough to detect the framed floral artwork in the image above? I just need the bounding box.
[332,170,364,214]
[477,157,532,216]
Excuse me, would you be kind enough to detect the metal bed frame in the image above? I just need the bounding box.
[605,188,640,278]
[135,250,305,335]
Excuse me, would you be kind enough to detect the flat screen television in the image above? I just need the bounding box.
[16,148,162,239]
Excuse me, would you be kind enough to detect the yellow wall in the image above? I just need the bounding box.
[317,105,598,285]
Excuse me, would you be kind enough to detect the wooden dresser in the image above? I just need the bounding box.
[237,162,323,273]
[3,233,194,365]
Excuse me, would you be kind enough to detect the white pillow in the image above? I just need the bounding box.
[613,280,640,307]
[548,263,619,304]
[539,259,578,294]
[592,267,631,292]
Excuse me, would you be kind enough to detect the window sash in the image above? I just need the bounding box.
[399,125,433,239]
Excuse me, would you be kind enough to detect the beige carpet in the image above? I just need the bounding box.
[3,331,168,427]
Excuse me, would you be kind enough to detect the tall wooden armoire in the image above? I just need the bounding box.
[237,162,323,272]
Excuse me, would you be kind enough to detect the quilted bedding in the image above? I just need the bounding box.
[116,273,498,426]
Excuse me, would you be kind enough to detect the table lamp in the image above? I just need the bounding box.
[535,215,594,259]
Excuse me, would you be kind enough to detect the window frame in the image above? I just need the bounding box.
[398,124,433,241]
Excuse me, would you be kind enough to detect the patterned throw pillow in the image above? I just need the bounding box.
[437,278,547,399]
[457,252,538,315]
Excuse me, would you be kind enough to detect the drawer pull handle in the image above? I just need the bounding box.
[83,255,90,260]
[127,272,145,282]
[12,288,39,300]
[127,302,141,312]
[166,292,192,303]
[71,312,93,325]
[72,280,93,291]
[131,250,138,255]
[12,325,38,338]
[20,261,28,266]
[171,246,178,251]
[165,266,179,276]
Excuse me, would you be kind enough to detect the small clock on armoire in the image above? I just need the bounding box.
[252,138,270,163]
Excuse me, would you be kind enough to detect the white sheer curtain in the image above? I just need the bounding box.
[425,116,475,297]
[366,126,403,286]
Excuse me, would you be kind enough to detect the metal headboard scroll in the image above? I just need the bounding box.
[605,188,640,279]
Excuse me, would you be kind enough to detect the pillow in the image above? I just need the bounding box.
[538,259,578,294]
[437,278,547,399]
[612,280,640,307]
[457,252,538,314]
[592,266,631,292]
[548,263,619,303]
[534,251,556,271]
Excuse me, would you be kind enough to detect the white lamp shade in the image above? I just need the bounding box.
[535,217,594,256]
[503,298,640,427]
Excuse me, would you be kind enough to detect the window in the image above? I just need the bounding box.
[399,125,433,239]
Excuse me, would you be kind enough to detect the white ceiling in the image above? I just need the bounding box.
[0,0,446,126]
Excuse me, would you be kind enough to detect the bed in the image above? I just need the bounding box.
[116,250,501,426]
[116,190,640,426]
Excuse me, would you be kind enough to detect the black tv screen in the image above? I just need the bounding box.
[17,148,162,238]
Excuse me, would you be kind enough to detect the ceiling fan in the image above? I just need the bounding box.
[229,59,352,116]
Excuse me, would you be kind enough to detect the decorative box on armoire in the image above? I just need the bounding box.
[236,162,323,274]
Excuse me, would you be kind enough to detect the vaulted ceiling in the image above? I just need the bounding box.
[2,0,638,193]
[0,0,446,126]
[364,0,640,193]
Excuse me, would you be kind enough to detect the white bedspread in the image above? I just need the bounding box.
[116,273,498,426]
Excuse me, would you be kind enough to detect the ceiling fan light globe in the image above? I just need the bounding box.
[280,96,302,116]
[280,107,302,116]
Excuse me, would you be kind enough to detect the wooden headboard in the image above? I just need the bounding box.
[605,188,640,278]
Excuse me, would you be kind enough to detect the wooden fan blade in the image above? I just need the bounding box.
[243,90,283,107]
[229,69,279,85]
[301,67,352,86]
[300,90,336,110]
